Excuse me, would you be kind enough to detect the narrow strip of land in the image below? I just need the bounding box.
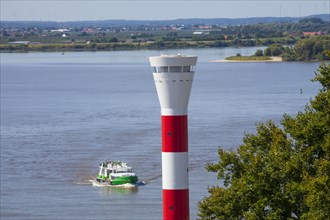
[210,56,282,63]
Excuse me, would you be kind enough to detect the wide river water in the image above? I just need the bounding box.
[0,47,322,219]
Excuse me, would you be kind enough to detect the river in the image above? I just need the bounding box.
[0,47,321,219]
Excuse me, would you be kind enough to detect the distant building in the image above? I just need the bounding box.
[83,28,96,33]
[303,31,325,36]
[198,25,212,29]
[8,41,30,45]
[29,42,41,45]
[51,29,70,33]
[193,31,209,35]
[8,41,40,45]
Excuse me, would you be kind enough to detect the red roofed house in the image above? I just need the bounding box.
[303,31,325,36]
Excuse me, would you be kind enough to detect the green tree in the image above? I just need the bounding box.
[198,60,330,219]
[270,44,284,56]
[264,44,284,57]
[109,37,118,42]
[264,47,272,56]
[282,36,330,61]
[254,49,263,57]
[299,17,324,24]
[212,40,228,48]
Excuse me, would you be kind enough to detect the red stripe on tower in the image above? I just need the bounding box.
[163,189,189,220]
[162,115,188,152]
[149,54,197,220]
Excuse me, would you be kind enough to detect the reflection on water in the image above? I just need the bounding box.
[100,185,139,196]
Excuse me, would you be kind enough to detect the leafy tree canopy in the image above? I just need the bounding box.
[254,49,263,57]
[198,56,330,219]
[299,17,325,24]
[277,36,330,61]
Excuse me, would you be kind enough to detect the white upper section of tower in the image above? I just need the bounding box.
[149,54,198,116]
[149,54,197,67]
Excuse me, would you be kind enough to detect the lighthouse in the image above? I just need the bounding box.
[149,54,198,220]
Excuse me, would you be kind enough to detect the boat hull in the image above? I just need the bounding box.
[96,175,138,186]
[111,176,138,185]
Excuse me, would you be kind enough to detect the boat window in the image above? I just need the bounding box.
[170,66,182,72]
[152,67,157,72]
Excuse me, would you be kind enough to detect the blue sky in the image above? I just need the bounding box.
[1,0,329,21]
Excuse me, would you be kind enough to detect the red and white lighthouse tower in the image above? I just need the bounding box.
[149,54,198,220]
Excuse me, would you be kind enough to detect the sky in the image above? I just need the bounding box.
[1,0,329,22]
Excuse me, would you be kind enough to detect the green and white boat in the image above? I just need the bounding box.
[94,161,138,186]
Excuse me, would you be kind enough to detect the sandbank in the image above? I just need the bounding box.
[210,56,282,63]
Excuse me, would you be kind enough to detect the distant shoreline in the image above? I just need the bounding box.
[210,56,283,63]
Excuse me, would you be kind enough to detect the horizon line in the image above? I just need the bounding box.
[1,13,329,23]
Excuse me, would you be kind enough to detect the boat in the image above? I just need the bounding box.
[94,160,138,186]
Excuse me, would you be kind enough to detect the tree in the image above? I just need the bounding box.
[198,58,330,219]
[212,40,228,48]
[264,47,272,56]
[264,44,284,57]
[109,37,118,42]
[254,49,263,57]
[79,31,88,36]
[299,17,324,24]
[1,30,9,37]
[270,44,284,56]
[282,36,330,61]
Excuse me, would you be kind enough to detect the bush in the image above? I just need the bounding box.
[254,49,263,57]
